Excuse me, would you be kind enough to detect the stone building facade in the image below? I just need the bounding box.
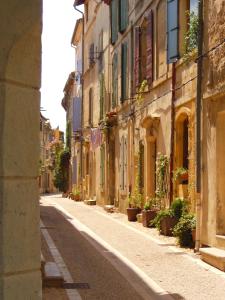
[201,0,225,252]
[74,0,198,213]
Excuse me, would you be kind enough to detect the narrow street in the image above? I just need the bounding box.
[41,194,225,300]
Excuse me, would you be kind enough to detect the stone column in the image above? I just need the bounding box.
[0,0,42,299]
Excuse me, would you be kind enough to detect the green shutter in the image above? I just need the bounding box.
[121,43,127,102]
[119,0,128,33]
[112,53,118,109]
[111,0,118,44]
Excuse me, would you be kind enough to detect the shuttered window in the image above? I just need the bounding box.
[121,42,127,102]
[167,0,179,63]
[99,74,104,120]
[112,53,118,109]
[88,88,93,126]
[119,0,128,33]
[111,0,118,44]
[120,137,127,191]
[146,10,153,85]
[134,26,141,87]
[100,145,105,187]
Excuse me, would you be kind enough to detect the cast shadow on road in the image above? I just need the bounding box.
[40,203,186,300]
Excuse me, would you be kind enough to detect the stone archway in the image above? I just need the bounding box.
[174,108,191,199]
[0,1,42,298]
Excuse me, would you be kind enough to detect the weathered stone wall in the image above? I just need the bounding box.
[0,0,42,298]
[201,0,225,250]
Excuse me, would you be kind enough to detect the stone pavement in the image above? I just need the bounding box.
[41,194,225,300]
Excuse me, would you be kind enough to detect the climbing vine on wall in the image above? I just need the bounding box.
[155,153,169,208]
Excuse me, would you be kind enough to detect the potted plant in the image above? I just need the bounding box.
[127,193,143,222]
[142,198,159,227]
[173,167,188,183]
[72,185,81,201]
[173,214,196,247]
[151,198,186,236]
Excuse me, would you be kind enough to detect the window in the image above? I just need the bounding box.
[100,145,105,187]
[157,0,167,78]
[98,30,104,72]
[99,73,104,120]
[121,43,127,102]
[89,43,95,68]
[88,88,93,126]
[112,53,118,109]
[134,9,153,88]
[111,0,118,44]
[167,0,179,63]
[119,0,128,33]
[120,137,127,191]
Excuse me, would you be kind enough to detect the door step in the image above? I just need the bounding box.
[104,205,115,213]
[43,262,64,287]
[84,199,96,205]
[200,247,225,271]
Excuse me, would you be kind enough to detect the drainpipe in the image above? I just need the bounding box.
[73,3,85,200]
[195,0,204,252]
[169,62,176,205]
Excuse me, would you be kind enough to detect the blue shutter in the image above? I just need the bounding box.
[119,0,128,33]
[73,97,81,133]
[111,0,118,44]
[167,0,179,64]
[121,43,127,102]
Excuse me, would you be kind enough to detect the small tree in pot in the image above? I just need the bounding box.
[142,198,159,227]
[151,198,186,236]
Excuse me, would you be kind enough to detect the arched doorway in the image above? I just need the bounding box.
[174,111,190,198]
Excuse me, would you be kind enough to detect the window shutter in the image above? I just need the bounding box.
[121,43,127,102]
[111,0,118,44]
[112,53,118,109]
[119,141,123,189]
[146,9,153,85]
[167,0,179,63]
[124,138,127,190]
[100,146,105,187]
[99,74,104,120]
[119,0,128,33]
[89,43,95,67]
[134,26,141,87]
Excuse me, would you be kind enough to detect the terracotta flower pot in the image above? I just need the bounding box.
[74,194,80,201]
[127,208,141,222]
[142,210,157,227]
[160,216,178,236]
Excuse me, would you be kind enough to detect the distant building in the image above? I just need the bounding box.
[39,113,64,194]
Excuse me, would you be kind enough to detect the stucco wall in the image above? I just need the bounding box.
[201,0,225,249]
[0,0,42,298]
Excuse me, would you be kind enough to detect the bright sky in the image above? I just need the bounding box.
[41,0,82,133]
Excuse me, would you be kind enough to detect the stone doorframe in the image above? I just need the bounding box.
[140,115,160,201]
